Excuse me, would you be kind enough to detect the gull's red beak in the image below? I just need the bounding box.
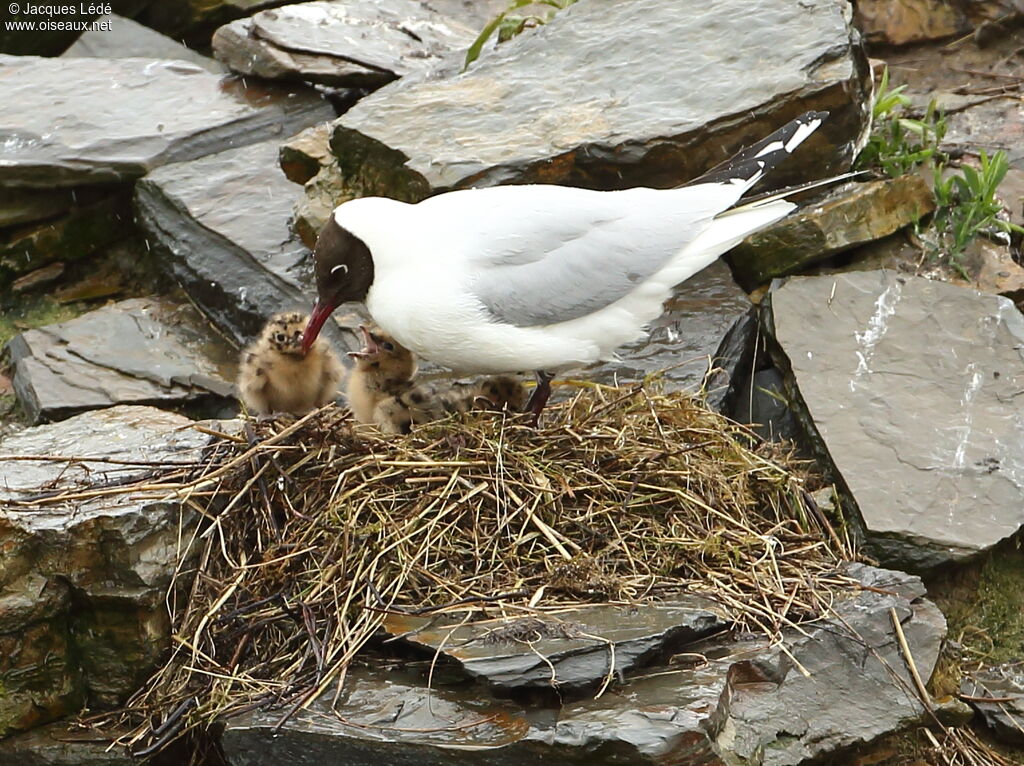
[301,300,336,355]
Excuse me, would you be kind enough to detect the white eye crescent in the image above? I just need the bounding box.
[331,264,349,276]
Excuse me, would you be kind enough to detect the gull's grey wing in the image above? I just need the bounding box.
[459,184,740,327]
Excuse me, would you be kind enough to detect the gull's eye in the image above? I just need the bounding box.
[330,264,349,276]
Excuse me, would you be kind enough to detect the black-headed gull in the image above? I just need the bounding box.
[303,111,828,418]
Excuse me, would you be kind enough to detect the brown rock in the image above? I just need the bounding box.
[854,0,971,46]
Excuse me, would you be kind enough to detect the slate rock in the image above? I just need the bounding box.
[0,187,80,229]
[0,55,333,188]
[0,721,133,765]
[213,0,476,87]
[135,139,359,348]
[223,565,943,766]
[762,270,1024,569]
[588,260,752,394]
[280,123,334,185]
[708,563,945,764]
[136,0,288,41]
[5,296,237,424]
[854,0,971,46]
[0,0,149,56]
[385,596,728,692]
[422,0,510,30]
[0,192,130,288]
[320,0,870,203]
[62,13,225,73]
[727,175,936,290]
[0,406,218,734]
[961,663,1024,745]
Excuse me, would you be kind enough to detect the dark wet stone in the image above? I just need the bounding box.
[0,55,333,188]
[702,308,759,415]
[0,406,219,735]
[708,563,945,764]
[136,0,287,42]
[588,260,751,395]
[0,187,80,229]
[0,193,130,288]
[280,124,334,185]
[0,721,132,765]
[224,565,942,766]
[135,139,361,349]
[728,176,936,290]
[5,296,236,424]
[762,270,1024,569]
[961,663,1024,746]
[853,0,970,46]
[213,0,475,88]
[62,13,225,73]
[385,597,728,692]
[319,0,869,203]
[731,368,801,443]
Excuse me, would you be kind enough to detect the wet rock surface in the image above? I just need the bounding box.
[385,597,728,692]
[0,406,217,735]
[223,565,943,765]
[0,722,133,765]
[62,14,225,73]
[5,296,237,424]
[962,663,1024,745]
[0,55,333,188]
[588,261,751,394]
[321,0,870,201]
[0,193,131,288]
[854,0,970,46]
[213,0,476,87]
[763,270,1024,569]
[728,176,936,289]
[135,139,357,347]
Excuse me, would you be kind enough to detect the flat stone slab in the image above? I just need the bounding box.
[135,139,360,348]
[0,55,334,188]
[728,175,936,289]
[213,0,476,87]
[6,296,237,424]
[0,406,220,735]
[385,596,728,692]
[62,13,225,72]
[223,565,944,766]
[763,270,1024,569]
[324,0,870,201]
[0,721,133,765]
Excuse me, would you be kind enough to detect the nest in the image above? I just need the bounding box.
[106,381,858,754]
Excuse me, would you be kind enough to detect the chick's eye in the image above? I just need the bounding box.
[382,341,394,351]
[275,333,286,343]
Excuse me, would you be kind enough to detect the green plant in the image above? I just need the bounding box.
[464,0,579,70]
[856,67,946,177]
[932,149,1024,266]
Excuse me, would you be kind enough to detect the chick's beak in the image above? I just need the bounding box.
[302,300,336,354]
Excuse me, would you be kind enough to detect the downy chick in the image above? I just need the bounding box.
[345,324,418,424]
[346,325,526,434]
[238,312,344,416]
[374,374,527,434]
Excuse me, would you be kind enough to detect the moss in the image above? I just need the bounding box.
[0,294,86,349]
[930,542,1024,666]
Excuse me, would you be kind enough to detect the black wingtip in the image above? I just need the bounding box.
[685,110,830,190]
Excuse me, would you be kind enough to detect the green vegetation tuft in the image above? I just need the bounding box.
[464,0,580,69]
[857,66,1023,275]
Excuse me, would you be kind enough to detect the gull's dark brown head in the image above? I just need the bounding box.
[302,216,374,354]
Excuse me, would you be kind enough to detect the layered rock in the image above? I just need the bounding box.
[762,270,1024,569]
[0,55,333,188]
[213,0,476,87]
[5,296,237,424]
[223,565,944,765]
[728,175,936,289]
[312,0,870,205]
[0,407,217,735]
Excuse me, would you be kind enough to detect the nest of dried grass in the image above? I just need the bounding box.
[106,381,858,754]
